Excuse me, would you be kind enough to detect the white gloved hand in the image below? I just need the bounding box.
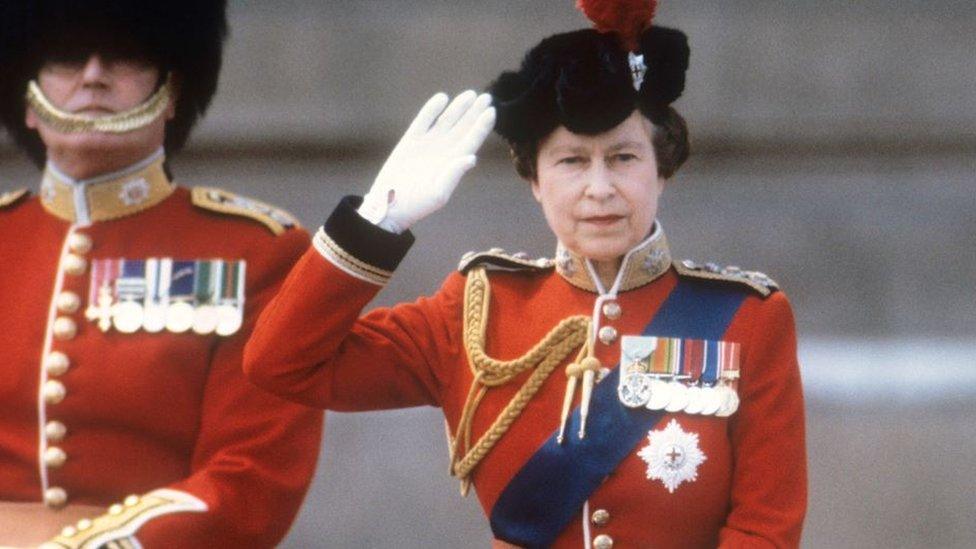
[358,90,496,233]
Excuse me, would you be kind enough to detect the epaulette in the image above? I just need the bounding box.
[673,259,779,297]
[458,248,555,274]
[191,187,301,236]
[0,188,29,209]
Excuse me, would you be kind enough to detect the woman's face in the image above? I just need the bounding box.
[532,110,664,264]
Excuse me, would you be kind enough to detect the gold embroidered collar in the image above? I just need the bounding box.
[555,223,672,294]
[40,149,175,225]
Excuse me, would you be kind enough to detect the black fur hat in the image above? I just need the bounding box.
[0,0,227,167]
[488,24,689,146]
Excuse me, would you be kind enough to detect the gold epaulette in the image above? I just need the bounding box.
[191,187,301,236]
[673,259,779,297]
[40,489,207,549]
[0,188,29,209]
[458,248,554,274]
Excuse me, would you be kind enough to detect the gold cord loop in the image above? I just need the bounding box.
[449,267,589,495]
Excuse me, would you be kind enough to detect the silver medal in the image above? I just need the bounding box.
[698,386,723,416]
[646,379,672,411]
[192,304,220,335]
[112,300,144,334]
[166,301,195,333]
[618,372,653,408]
[215,304,243,336]
[664,382,690,413]
[683,386,705,414]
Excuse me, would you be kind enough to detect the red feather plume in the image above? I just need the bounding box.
[576,0,658,51]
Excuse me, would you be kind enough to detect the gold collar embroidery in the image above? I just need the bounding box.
[39,150,175,225]
[554,223,672,293]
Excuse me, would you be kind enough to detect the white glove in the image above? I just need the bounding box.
[358,90,496,233]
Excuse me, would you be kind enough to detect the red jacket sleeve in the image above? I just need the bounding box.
[244,196,464,411]
[719,291,807,548]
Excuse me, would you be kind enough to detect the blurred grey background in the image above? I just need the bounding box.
[2,1,975,547]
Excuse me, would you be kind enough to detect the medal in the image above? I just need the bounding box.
[143,258,168,333]
[215,260,245,336]
[698,386,723,415]
[86,259,118,332]
[645,378,671,410]
[112,260,146,333]
[664,382,690,412]
[683,385,704,414]
[618,372,653,408]
[192,260,220,335]
[166,260,196,333]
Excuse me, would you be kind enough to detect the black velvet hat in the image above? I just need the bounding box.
[488,0,689,146]
[0,0,228,167]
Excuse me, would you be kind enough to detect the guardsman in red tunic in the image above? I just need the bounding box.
[246,1,806,547]
[0,1,322,547]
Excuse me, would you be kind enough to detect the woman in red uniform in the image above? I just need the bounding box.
[246,1,806,547]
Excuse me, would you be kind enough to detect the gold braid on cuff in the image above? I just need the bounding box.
[26,74,172,134]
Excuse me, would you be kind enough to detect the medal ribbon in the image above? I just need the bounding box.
[115,259,146,301]
[169,260,196,302]
[489,279,749,548]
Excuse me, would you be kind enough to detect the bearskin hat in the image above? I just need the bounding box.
[0,0,227,167]
[488,1,689,146]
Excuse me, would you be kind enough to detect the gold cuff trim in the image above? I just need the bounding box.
[191,187,300,236]
[312,227,392,286]
[27,75,172,134]
[42,488,206,549]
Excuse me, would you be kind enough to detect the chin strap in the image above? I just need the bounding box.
[26,74,172,134]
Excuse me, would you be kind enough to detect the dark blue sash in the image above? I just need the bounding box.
[489,280,748,547]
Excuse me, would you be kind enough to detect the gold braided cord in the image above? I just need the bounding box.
[26,74,172,134]
[449,267,589,495]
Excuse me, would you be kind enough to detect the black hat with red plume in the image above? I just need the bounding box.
[488,0,689,146]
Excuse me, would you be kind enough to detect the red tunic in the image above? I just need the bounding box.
[246,196,806,548]
[0,157,322,548]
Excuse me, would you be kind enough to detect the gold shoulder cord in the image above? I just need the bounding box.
[449,266,591,495]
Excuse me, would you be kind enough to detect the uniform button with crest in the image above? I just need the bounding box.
[53,317,78,340]
[593,534,614,549]
[56,291,81,314]
[601,302,621,320]
[43,446,67,468]
[591,508,610,526]
[45,420,67,441]
[44,351,70,376]
[44,486,68,508]
[66,233,93,254]
[62,253,88,276]
[43,380,66,404]
[598,325,618,345]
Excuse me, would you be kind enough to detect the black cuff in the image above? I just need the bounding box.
[322,195,415,273]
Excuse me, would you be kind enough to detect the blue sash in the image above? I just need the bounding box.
[489,280,748,547]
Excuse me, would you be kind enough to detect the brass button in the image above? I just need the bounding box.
[62,254,88,276]
[124,494,140,507]
[56,291,81,314]
[601,302,621,320]
[60,525,78,538]
[43,380,66,405]
[593,534,614,549]
[108,503,124,515]
[44,352,71,376]
[591,508,610,526]
[76,518,93,531]
[44,487,68,508]
[43,446,67,468]
[598,325,618,345]
[45,420,68,441]
[53,317,78,340]
[67,233,93,254]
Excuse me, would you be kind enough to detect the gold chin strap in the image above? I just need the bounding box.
[449,266,595,496]
[25,73,172,134]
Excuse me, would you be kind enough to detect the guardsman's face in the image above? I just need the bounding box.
[532,110,664,264]
[25,53,175,170]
